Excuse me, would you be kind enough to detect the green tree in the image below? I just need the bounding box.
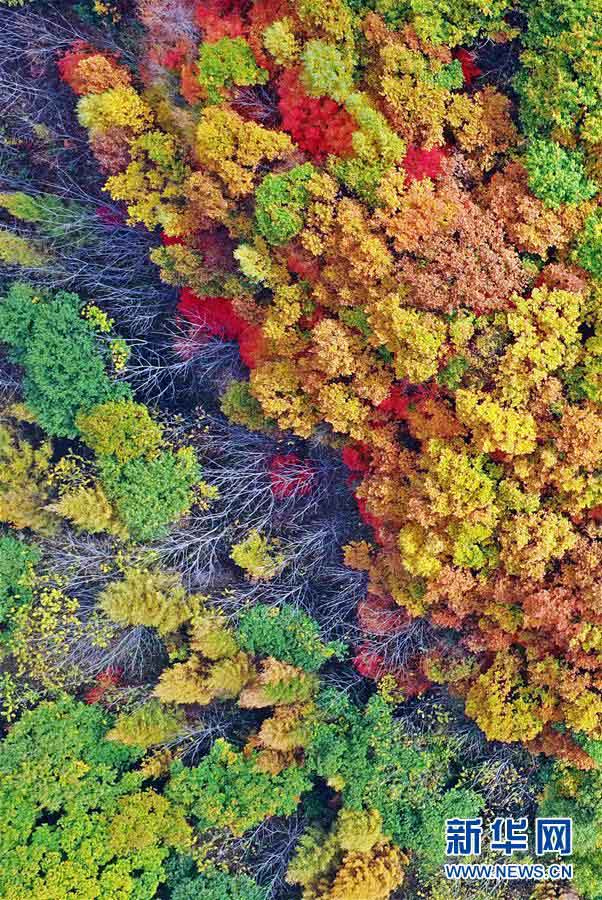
[515,0,602,146]
[0,535,40,642]
[167,738,312,835]
[99,446,200,541]
[306,692,482,871]
[0,191,87,240]
[255,163,316,246]
[169,862,268,900]
[0,697,192,899]
[0,283,129,437]
[404,0,512,45]
[197,37,268,104]
[538,763,602,899]
[237,603,346,672]
[220,380,276,432]
[524,139,598,207]
[573,210,602,278]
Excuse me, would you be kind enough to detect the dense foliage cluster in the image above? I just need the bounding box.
[1,0,601,897]
[59,0,602,761]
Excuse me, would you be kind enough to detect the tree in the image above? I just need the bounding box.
[538,762,602,899]
[0,536,40,642]
[169,862,268,900]
[255,163,316,245]
[0,698,192,899]
[99,446,201,541]
[287,815,406,900]
[0,191,87,239]
[237,603,346,672]
[76,399,163,464]
[230,530,286,580]
[306,692,482,872]
[197,37,269,104]
[107,700,185,749]
[98,567,198,635]
[0,230,48,267]
[0,283,128,438]
[53,482,128,538]
[167,738,312,835]
[524,139,598,208]
[573,210,602,278]
[0,422,55,534]
[515,0,602,147]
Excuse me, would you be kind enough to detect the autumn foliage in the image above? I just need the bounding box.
[61,0,602,767]
[0,1,596,897]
